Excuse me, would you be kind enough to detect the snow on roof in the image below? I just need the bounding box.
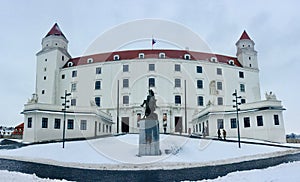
[63,49,242,68]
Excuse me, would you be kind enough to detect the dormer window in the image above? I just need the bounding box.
[67,62,73,67]
[159,53,165,59]
[113,55,120,61]
[184,54,191,60]
[138,53,144,59]
[87,58,93,63]
[210,57,218,63]
[228,60,235,65]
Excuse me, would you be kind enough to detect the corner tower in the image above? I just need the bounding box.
[35,23,71,104]
[236,30,258,69]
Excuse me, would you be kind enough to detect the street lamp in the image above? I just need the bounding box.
[61,90,71,148]
[232,89,242,148]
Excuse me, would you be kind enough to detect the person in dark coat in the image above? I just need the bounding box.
[222,129,227,140]
[217,129,221,139]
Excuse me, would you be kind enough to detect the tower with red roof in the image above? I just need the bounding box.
[236,30,258,69]
[36,23,71,104]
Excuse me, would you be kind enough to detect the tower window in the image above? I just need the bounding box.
[62,74,65,79]
[96,67,102,74]
[95,97,101,107]
[149,64,155,71]
[159,53,165,59]
[149,78,155,87]
[113,55,120,61]
[257,116,263,126]
[197,80,203,89]
[217,68,222,75]
[175,95,181,104]
[72,70,77,77]
[95,80,101,90]
[175,64,181,72]
[239,71,244,78]
[42,90,45,94]
[44,67,47,72]
[217,81,222,90]
[175,79,181,88]
[240,84,245,92]
[249,57,251,60]
[197,96,204,106]
[184,54,191,60]
[45,59,47,62]
[196,66,202,73]
[71,99,76,106]
[123,79,129,88]
[62,56,64,61]
[274,115,280,125]
[44,76,46,80]
[241,99,246,104]
[123,64,129,72]
[217,97,223,105]
[27,118,32,128]
[123,95,129,105]
[71,83,77,92]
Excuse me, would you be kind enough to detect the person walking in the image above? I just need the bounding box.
[222,129,227,140]
[217,129,221,139]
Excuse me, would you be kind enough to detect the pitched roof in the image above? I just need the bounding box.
[63,49,242,68]
[45,23,66,39]
[239,30,251,40]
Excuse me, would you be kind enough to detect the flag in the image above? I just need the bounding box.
[152,38,156,46]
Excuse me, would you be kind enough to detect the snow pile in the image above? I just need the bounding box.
[0,170,70,182]
[197,161,300,182]
[0,134,298,170]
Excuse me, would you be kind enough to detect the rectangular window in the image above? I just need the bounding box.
[123,95,129,104]
[241,99,246,104]
[149,78,155,87]
[175,64,181,72]
[196,66,202,73]
[103,124,105,132]
[175,79,181,88]
[27,118,32,128]
[71,83,77,92]
[72,70,77,77]
[62,74,65,79]
[217,119,224,129]
[197,80,203,89]
[175,95,181,104]
[67,119,74,129]
[99,123,101,132]
[123,79,129,88]
[96,67,102,74]
[149,64,155,71]
[257,116,263,126]
[274,115,280,125]
[240,84,245,92]
[42,118,48,128]
[95,80,101,90]
[197,96,204,106]
[80,120,87,130]
[230,118,237,129]
[244,117,251,128]
[71,99,76,106]
[123,64,129,72]
[54,118,61,129]
[217,68,222,75]
[217,97,223,105]
[239,71,244,78]
[217,81,222,90]
[95,97,101,107]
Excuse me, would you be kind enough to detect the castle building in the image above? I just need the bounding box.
[22,23,286,143]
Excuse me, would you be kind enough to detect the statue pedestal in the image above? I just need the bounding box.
[138,119,160,156]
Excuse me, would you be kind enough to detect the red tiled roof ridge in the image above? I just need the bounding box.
[64,49,242,68]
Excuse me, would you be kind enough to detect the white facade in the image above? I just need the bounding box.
[23,24,286,143]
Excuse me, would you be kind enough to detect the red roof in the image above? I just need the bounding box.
[45,23,66,39]
[239,30,251,40]
[64,49,242,68]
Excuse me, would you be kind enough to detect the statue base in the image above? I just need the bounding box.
[138,119,161,156]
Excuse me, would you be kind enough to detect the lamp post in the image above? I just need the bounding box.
[232,89,241,148]
[61,90,71,148]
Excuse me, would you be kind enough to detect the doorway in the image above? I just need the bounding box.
[121,117,129,133]
[175,117,182,133]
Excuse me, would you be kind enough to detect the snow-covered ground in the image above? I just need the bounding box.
[0,134,298,170]
[1,161,300,182]
[196,161,300,182]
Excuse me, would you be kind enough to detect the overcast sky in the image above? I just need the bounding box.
[0,0,299,133]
